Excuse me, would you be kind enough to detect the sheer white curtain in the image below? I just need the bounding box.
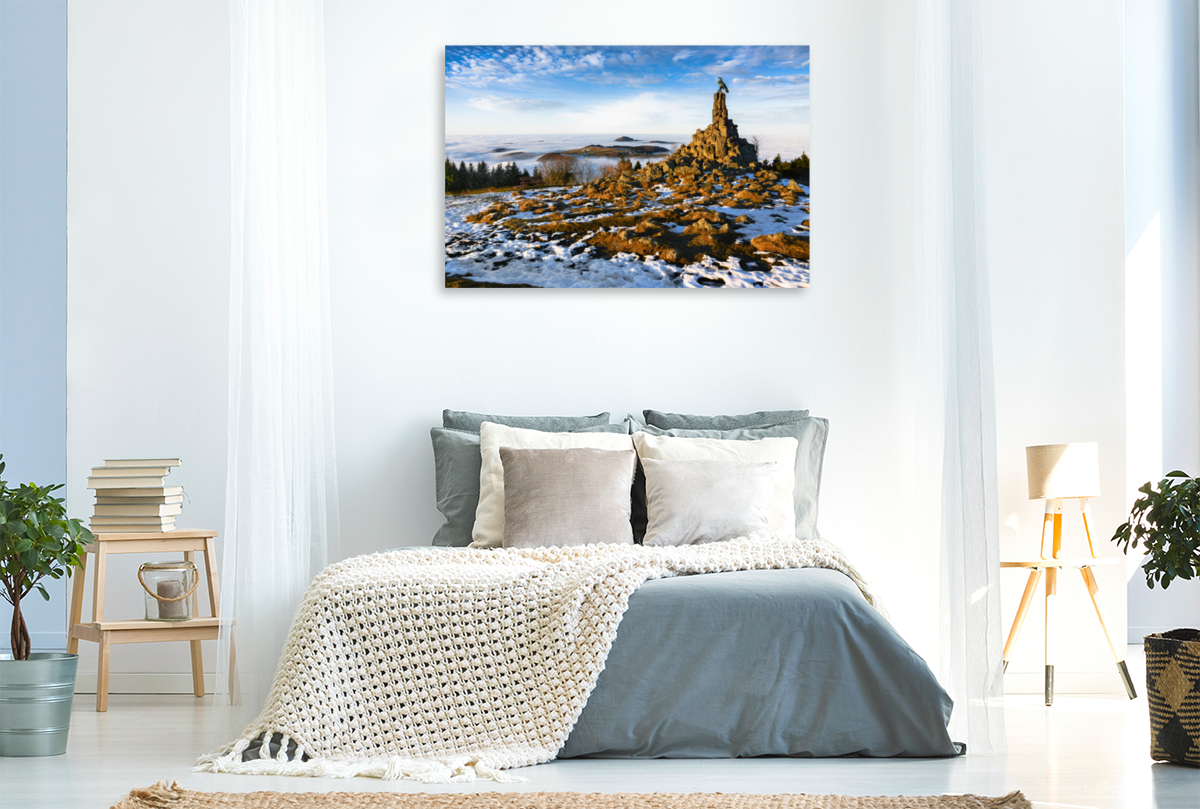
[914,0,1007,754]
[216,0,339,720]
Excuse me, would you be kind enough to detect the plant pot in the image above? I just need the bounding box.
[0,652,79,756]
[1145,629,1200,766]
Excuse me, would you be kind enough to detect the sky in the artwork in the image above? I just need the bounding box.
[444,45,809,148]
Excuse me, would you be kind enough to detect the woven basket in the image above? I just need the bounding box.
[1145,628,1200,766]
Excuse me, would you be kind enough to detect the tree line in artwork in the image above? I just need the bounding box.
[444,159,534,193]
[768,153,810,185]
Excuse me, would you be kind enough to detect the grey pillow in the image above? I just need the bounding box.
[641,458,776,547]
[500,447,636,549]
[642,409,810,430]
[640,417,829,540]
[431,422,631,547]
[431,427,484,547]
[443,409,611,433]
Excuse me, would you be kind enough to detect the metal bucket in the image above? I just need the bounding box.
[0,652,79,756]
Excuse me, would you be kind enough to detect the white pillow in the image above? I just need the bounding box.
[632,431,798,541]
[470,422,635,549]
[641,458,777,546]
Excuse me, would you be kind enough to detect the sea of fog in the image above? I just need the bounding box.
[445,133,809,174]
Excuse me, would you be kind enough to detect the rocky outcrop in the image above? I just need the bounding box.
[666,92,757,170]
[575,90,761,198]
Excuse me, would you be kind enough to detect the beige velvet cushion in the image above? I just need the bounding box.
[471,422,636,549]
[632,431,798,540]
[641,458,777,546]
[500,447,636,549]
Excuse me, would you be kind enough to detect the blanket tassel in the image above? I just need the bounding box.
[193,738,527,783]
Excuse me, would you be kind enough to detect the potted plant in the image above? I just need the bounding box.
[0,453,93,756]
[1112,470,1200,767]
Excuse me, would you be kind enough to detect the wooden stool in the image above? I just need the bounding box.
[67,530,234,711]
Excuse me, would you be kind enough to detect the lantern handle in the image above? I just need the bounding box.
[137,565,200,602]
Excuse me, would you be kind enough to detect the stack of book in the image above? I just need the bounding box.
[87,459,184,533]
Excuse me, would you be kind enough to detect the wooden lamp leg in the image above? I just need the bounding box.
[1003,568,1044,673]
[1045,566,1057,706]
[1039,501,1054,559]
[1079,566,1137,699]
[1050,500,1063,559]
[1080,498,1098,558]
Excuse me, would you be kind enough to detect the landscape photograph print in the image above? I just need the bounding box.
[444,46,811,289]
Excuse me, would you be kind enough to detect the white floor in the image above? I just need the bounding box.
[2,646,1197,809]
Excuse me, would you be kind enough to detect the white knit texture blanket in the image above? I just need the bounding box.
[196,536,877,782]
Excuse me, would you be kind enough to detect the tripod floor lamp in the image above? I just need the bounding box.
[1001,442,1138,705]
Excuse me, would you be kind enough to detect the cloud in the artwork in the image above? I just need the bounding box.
[446,46,692,91]
[467,95,567,113]
[558,92,699,132]
[447,47,614,89]
[672,49,693,62]
[686,47,810,80]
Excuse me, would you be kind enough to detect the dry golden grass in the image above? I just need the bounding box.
[734,190,768,204]
[750,232,810,260]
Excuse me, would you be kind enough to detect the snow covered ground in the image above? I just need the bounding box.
[444,173,810,289]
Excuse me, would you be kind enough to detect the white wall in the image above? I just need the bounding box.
[66,0,230,688]
[65,0,1134,693]
[1123,0,1200,640]
[984,0,1131,690]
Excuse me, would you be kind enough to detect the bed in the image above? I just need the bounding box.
[199,408,961,781]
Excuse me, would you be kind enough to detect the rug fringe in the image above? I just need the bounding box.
[109,780,185,809]
[194,744,527,783]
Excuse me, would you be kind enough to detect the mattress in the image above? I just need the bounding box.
[559,567,960,759]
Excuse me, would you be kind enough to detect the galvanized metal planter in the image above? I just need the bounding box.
[0,652,79,756]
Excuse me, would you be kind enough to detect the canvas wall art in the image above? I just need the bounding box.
[444,46,810,289]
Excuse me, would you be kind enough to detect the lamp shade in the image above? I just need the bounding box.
[1026,443,1101,500]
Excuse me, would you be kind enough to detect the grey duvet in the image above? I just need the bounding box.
[560,567,960,759]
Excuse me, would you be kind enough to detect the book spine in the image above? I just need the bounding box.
[94,496,184,506]
[88,477,169,489]
[92,487,184,497]
[90,467,171,478]
[92,504,183,517]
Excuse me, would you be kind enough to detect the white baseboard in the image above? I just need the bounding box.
[1004,671,1127,695]
[1128,625,1191,643]
[28,632,67,652]
[73,671,218,695]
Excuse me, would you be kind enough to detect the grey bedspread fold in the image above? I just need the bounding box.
[560,567,959,759]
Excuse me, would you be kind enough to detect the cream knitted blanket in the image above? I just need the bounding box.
[196,536,877,782]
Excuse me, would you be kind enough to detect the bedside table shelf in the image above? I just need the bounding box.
[67,530,234,711]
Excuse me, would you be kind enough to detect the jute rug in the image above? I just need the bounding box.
[111,781,1032,809]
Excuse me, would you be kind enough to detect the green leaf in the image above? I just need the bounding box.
[1113,472,1200,589]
